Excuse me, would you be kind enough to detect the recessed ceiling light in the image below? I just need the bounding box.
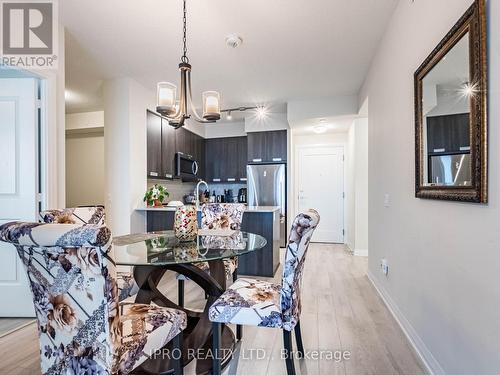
[225,34,243,49]
[256,106,267,119]
[313,125,327,134]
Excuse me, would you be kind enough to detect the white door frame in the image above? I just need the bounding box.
[18,68,64,210]
[294,143,345,243]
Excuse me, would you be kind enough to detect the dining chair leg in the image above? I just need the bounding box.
[236,324,242,340]
[172,331,183,375]
[283,329,296,375]
[178,279,185,307]
[212,322,222,375]
[294,321,305,358]
[232,268,238,283]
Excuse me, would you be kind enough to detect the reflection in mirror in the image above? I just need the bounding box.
[422,32,471,187]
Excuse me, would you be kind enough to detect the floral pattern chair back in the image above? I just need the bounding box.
[0,222,186,374]
[39,207,138,302]
[280,209,320,330]
[40,206,106,226]
[201,203,245,230]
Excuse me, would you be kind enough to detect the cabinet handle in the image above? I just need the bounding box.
[213,178,221,182]
[227,178,236,182]
[460,146,470,151]
[272,157,282,162]
[165,173,173,179]
[252,158,262,163]
[240,178,247,182]
[433,148,445,153]
[149,172,159,177]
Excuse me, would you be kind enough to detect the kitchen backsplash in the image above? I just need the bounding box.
[147,179,196,203]
[147,180,246,204]
[206,183,246,202]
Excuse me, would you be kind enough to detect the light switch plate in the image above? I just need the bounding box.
[384,194,390,207]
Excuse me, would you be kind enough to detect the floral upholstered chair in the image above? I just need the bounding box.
[0,221,186,375]
[40,206,106,225]
[177,203,245,307]
[208,209,320,375]
[40,206,139,302]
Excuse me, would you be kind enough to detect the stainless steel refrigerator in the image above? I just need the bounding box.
[247,163,287,247]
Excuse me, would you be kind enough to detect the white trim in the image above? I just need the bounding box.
[367,271,445,375]
[354,248,368,257]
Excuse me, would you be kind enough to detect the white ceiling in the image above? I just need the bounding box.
[62,0,398,114]
[291,115,355,135]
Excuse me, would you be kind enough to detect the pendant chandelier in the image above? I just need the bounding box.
[156,0,221,128]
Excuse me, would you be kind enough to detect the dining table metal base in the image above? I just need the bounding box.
[131,260,235,375]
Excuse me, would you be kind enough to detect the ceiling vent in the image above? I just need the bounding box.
[225,34,243,49]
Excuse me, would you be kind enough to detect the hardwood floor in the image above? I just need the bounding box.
[0,318,34,338]
[0,244,426,375]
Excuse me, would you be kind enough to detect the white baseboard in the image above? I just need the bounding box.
[354,248,368,256]
[367,271,445,375]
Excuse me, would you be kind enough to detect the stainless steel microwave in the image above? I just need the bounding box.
[175,152,199,179]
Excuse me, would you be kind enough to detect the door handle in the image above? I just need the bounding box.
[192,161,199,175]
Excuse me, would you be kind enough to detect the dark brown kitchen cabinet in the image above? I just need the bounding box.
[237,136,248,182]
[161,118,176,178]
[174,127,205,181]
[146,110,162,178]
[205,136,247,182]
[426,113,470,154]
[247,130,287,162]
[205,138,223,182]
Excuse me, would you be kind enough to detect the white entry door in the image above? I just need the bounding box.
[0,78,39,317]
[298,145,344,243]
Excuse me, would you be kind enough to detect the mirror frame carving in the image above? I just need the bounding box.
[414,0,487,203]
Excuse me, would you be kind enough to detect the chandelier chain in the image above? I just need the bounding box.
[181,0,189,63]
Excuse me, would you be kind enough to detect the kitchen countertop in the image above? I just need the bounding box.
[135,205,280,213]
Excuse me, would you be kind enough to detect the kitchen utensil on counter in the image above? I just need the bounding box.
[225,189,234,203]
[238,188,247,203]
[184,194,196,204]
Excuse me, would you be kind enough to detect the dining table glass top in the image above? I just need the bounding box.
[112,230,267,266]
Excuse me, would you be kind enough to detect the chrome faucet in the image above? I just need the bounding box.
[195,180,208,209]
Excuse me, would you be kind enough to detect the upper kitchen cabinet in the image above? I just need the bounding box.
[146,110,162,178]
[174,127,205,181]
[247,130,287,162]
[161,118,176,178]
[174,128,189,156]
[205,136,247,183]
[426,113,470,154]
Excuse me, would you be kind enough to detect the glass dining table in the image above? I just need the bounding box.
[113,230,267,374]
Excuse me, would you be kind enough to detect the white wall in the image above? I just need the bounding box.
[103,78,153,236]
[205,120,246,138]
[65,111,105,207]
[66,111,104,130]
[345,119,369,255]
[359,0,500,373]
[65,132,105,207]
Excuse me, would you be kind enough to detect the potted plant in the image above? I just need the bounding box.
[143,184,169,207]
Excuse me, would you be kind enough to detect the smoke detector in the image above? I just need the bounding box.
[225,34,243,48]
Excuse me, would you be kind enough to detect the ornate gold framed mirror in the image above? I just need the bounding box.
[414,0,487,203]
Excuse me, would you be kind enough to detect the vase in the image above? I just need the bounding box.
[154,199,163,207]
[174,205,198,242]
